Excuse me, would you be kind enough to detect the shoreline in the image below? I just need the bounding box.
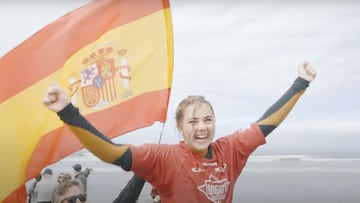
[31,156,360,203]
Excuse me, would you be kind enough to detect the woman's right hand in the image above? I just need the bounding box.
[42,82,71,113]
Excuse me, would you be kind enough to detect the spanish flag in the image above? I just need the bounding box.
[0,0,173,202]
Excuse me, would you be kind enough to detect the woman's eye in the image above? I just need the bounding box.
[189,120,198,125]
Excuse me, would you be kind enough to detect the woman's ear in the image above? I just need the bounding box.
[176,124,182,132]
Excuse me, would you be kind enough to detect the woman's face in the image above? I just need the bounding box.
[59,185,86,203]
[180,103,215,154]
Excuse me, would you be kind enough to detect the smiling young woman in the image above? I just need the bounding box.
[43,63,316,203]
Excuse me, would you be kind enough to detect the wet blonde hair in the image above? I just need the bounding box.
[175,96,215,130]
[52,180,84,203]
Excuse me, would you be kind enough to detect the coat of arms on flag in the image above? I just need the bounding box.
[69,45,133,109]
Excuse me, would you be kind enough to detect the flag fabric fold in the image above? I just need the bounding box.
[0,0,173,202]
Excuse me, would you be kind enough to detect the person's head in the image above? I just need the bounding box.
[58,173,72,183]
[42,168,53,178]
[175,96,215,154]
[72,164,82,173]
[57,173,65,183]
[52,180,86,203]
[62,173,72,182]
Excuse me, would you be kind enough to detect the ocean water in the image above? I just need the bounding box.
[236,155,360,203]
[33,153,360,203]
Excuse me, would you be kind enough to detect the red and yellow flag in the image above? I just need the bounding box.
[0,0,173,202]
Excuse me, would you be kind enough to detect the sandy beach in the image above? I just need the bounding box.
[39,154,360,203]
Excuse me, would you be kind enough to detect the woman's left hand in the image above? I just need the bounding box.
[299,62,317,82]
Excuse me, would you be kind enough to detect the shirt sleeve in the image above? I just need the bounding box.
[128,144,177,189]
[230,123,266,155]
[215,123,266,174]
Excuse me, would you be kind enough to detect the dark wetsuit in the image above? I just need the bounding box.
[112,174,145,203]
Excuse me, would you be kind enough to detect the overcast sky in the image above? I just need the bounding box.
[1,0,359,156]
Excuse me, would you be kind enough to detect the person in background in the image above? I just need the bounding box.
[82,168,92,178]
[72,164,89,194]
[34,168,58,203]
[52,180,87,203]
[58,173,72,183]
[27,174,41,203]
[43,63,316,202]
[57,173,65,183]
[150,187,161,203]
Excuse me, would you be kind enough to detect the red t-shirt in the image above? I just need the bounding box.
[129,123,266,203]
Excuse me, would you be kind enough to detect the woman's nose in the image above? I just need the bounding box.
[197,121,207,130]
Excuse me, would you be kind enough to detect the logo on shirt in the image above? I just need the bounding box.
[197,174,230,203]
